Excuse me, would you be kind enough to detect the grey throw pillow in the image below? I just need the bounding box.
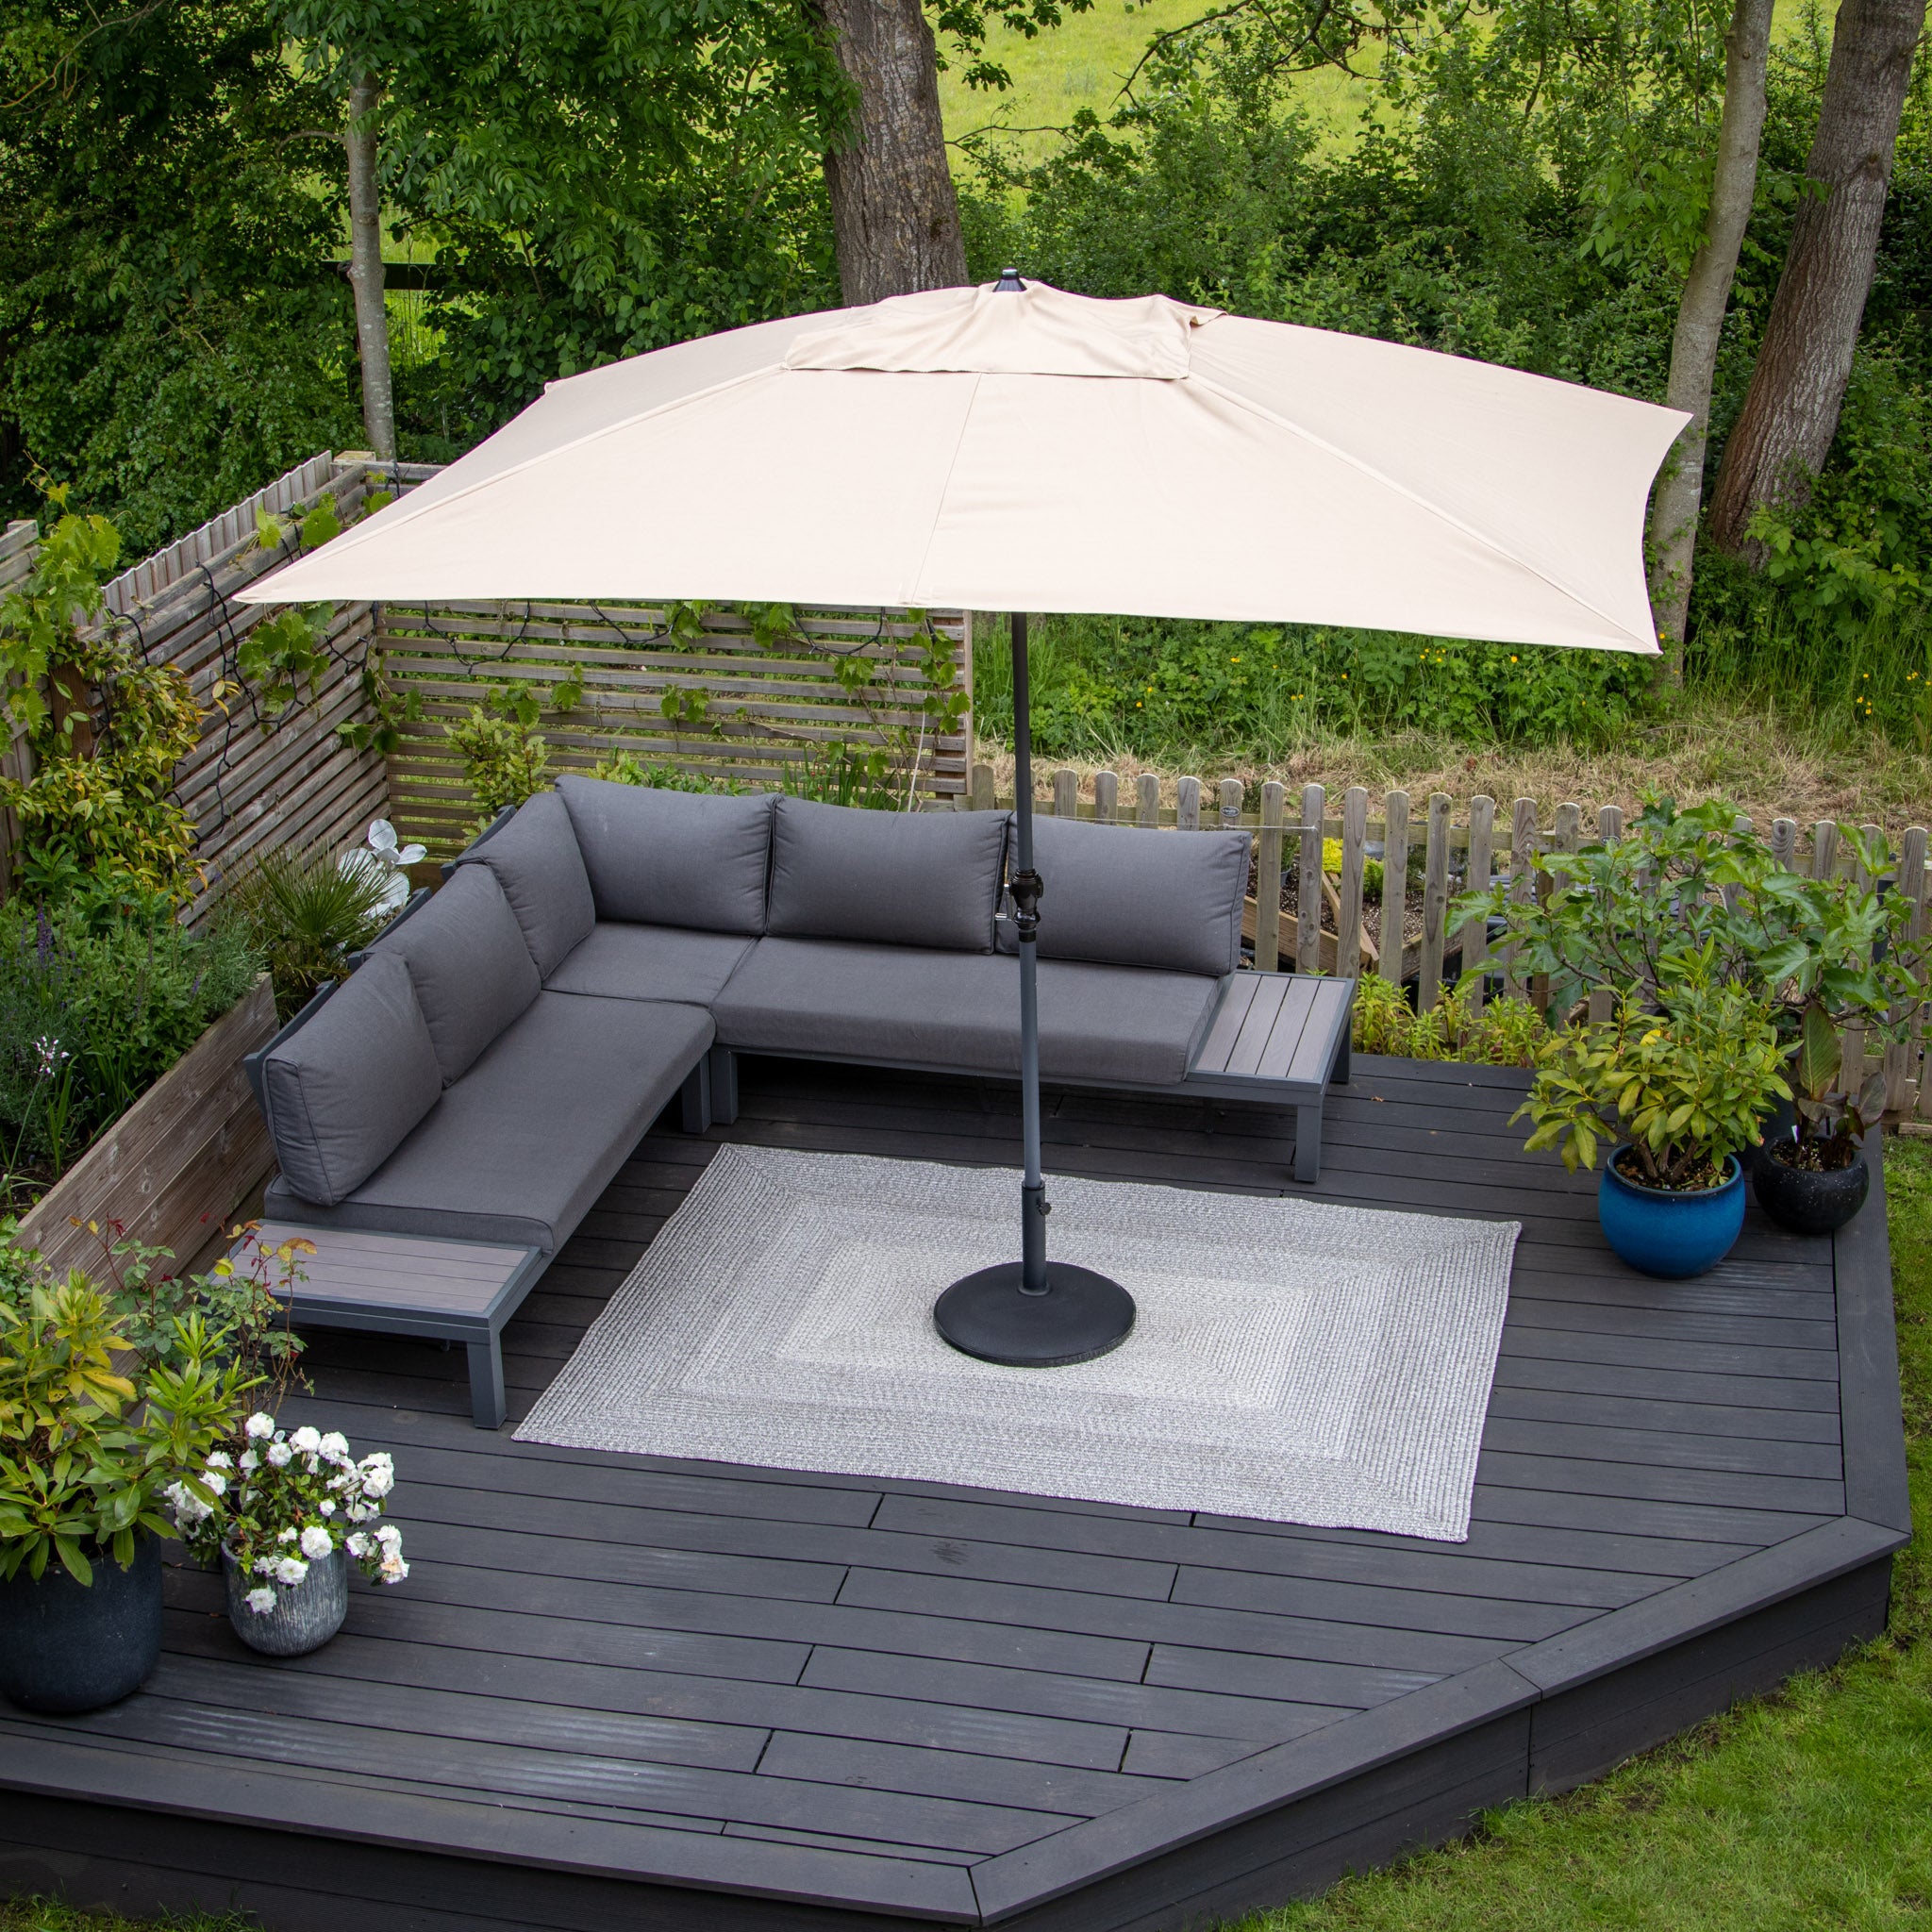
[557,775,774,935]
[451,790,595,978]
[261,953,442,1206]
[1024,816,1250,977]
[767,798,1008,953]
[374,864,541,1083]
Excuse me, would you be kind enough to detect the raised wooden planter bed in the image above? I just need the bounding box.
[18,974,278,1282]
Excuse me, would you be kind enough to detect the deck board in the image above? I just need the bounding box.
[0,1051,1906,1932]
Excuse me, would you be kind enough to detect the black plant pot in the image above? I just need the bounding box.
[1752,1142,1871,1237]
[1740,1097,1800,1175]
[0,1534,163,1713]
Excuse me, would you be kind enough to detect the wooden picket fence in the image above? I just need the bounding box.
[381,601,972,852]
[959,762,1932,1117]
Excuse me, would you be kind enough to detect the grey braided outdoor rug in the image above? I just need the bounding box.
[516,1146,1520,1540]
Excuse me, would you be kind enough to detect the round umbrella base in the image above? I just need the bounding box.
[933,1263,1136,1367]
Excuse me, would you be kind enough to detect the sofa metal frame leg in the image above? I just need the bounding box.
[467,1338,507,1429]
[680,1057,713,1134]
[708,1045,741,1125]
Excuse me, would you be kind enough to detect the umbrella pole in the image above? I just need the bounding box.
[932,612,1136,1368]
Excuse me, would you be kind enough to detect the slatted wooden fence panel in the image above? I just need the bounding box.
[961,761,1932,1113]
[380,602,971,852]
[0,454,408,916]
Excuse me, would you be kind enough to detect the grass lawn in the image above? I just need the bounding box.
[6,1142,1928,1932]
[935,0,1376,159]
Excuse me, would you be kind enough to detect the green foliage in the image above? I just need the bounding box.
[337,649,425,758]
[590,748,746,793]
[783,742,901,811]
[447,707,550,828]
[1322,838,1382,899]
[0,1273,256,1584]
[275,0,847,447]
[1784,996,1889,1169]
[237,606,332,719]
[1513,970,1790,1189]
[0,488,118,735]
[974,613,1653,763]
[1351,972,1546,1067]
[227,845,392,1019]
[0,0,357,547]
[961,0,1932,748]
[0,492,203,905]
[0,901,261,1191]
[1455,795,1926,1043]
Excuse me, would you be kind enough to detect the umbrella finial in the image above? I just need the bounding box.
[994,267,1026,292]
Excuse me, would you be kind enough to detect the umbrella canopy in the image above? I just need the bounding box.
[240,281,1683,654]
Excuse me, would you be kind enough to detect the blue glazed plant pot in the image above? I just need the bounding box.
[1598,1147,1745,1279]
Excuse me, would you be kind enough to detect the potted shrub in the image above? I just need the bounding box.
[1514,972,1791,1278]
[169,1412,409,1656]
[0,1280,252,1711]
[1752,1000,1884,1235]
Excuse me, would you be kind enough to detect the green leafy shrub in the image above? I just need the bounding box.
[0,902,260,1195]
[447,708,551,831]
[228,845,393,1019]
[1514,973,1790,1189]
[1455,795,1926,1048]
[0,1273,255,1584]
[1351,972,1546,1067]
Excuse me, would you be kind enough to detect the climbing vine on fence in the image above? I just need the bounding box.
[0,486,202,905]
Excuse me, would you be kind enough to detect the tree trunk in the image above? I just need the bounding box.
[1707,0,1926,556]
[812,0,969,305]
[346,70,396,462]
[1648,0,1776,674]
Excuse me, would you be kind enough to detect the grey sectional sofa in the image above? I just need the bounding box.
[247,780,1354,1263]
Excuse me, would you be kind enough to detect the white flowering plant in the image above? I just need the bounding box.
[168,1413,408,1615]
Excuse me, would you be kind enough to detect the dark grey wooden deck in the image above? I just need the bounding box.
[0,1055,1909,1932]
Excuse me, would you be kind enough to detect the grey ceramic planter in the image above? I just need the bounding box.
[223,1544,349,1657]
[0,1534,162,1712]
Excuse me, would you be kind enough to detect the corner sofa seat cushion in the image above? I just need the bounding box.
[712,937,1221,1086]
[374,864,541,1084]
[1021,816,1251,978]
[265,991,715,1254]
[545,922,757,1006]
[261,954,443,1207]
[557,775,774,935]
[766,797,1008,953]
[452,790,595,976]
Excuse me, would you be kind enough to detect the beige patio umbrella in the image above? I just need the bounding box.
[242,275,1685,1367]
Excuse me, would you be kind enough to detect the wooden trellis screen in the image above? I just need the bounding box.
[379,601,972,853]
[0,452,398,919]
[962,763,1932,1116]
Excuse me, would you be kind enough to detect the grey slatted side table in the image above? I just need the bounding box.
[242,1222,546,1429]
[1181,973,1355,1182]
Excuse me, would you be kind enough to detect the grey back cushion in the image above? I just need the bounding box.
[262,953,442,1206]
[557,775,774,935]
[451,790,595,978]
[767,798,1008,952]
[374,864,541,1083]
[1028,816,1250,976]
